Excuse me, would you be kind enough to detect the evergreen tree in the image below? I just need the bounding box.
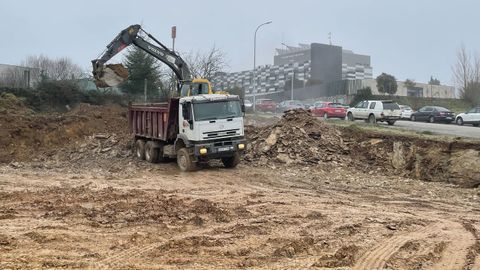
[121,47,164,99]
[376,73,398,95]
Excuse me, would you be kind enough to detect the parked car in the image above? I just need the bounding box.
[255,99,277,112]
[243,99,253,112]
[399,105,413,120]
[311,102,347,119]
[277,100,304,112]
[410,106,455,123]
[346,100,401,125]
[303,101,314,110]
[455,107,480,127]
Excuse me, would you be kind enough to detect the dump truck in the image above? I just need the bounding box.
[129,94,246,171]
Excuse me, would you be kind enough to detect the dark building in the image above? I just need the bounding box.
[212,43,372,100]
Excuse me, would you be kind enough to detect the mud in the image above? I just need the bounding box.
[1,106,480,269]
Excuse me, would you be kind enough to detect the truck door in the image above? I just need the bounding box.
[179,102,195,140]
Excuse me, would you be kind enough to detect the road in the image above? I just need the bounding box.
[378,120,480,139]
[249,112,480,139]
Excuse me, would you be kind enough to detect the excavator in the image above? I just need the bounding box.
[91,24,213,96]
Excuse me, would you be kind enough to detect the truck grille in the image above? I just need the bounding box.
[203,129,240,139]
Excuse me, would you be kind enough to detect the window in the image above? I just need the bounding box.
[369,102,376,109]
[194,100,242,121]
[424,107,434,112]
[382,102,400,110]
[355,101,365,108]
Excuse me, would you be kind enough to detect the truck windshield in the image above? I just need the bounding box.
[194,101,242,121]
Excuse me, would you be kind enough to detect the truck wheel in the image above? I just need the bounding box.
[145,141,159,163]
[456,117,464,126]
[177,148,196,172]
[347,112,354,121]
[368,114,376,124]
[135,139,146,160]
[387,120,396,126]
[222,153,240,168]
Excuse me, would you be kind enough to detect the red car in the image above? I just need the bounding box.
[311,102,347,119]
[255,99,277,112]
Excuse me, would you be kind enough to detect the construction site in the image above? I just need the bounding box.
[1,93,480,269]
[2,1,480,269]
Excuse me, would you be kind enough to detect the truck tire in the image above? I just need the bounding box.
[387,120,396,126]
[135,139,146,160]
[145,141,159,163]
[347,112,354,121]
[222,153,241,168]
[177,148,196,172]
[368,114,376,124]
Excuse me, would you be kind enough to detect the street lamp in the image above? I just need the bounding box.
[281,42,294,100]
[253,21,272,112]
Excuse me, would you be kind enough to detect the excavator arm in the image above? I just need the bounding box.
[92,24,192,88]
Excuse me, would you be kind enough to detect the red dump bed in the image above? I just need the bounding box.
[128,98,179,141]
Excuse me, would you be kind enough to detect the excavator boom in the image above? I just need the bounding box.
[92,24,192,89]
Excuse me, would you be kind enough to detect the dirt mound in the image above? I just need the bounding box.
[245,109,350,166]
[0,186,231,228]
[0,103,128,163]
[0,93,33,115]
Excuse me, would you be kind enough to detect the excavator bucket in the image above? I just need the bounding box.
[93,64,129,88]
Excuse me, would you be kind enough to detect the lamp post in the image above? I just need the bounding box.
[253,21,272,112]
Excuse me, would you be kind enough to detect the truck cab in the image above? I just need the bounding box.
[129,94,246,171]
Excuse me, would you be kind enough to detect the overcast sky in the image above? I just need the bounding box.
[1,0,479,85]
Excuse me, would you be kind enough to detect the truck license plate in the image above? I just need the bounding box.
[218,147,230,152]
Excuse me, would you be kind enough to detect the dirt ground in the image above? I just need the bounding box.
[1,99,480,269]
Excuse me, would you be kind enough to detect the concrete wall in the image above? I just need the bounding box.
[360,79,455,99]
[0,64,39,88]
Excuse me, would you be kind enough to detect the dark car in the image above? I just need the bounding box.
[277,100,304,112]
[410,106,455,123]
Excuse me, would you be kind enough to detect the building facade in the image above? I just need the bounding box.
[0,64,39,88]
[212,43,372,98]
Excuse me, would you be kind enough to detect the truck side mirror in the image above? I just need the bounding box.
[241,104,246,113]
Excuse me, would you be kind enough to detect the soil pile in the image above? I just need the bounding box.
[244,109,351,166]
[0,103,128,163]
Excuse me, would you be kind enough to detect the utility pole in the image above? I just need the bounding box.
[171,26,176,52]
[144,78,147,102]
[328,32,332,45]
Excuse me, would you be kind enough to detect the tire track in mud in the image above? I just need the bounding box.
[461,221,480,270]
[428,221,475,270]
[353,221,470,270]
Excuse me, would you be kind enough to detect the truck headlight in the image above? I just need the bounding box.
[238,144,245,150]
[199,148,208,155]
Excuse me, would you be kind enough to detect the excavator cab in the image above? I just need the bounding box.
[180,79,213,97]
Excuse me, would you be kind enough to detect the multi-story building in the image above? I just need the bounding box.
[0,64,38,88]
[212,43,372,99]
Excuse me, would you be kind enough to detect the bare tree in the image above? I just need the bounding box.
[22,55,85,81]
[453,44,480,103]
[183,45,228,81]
